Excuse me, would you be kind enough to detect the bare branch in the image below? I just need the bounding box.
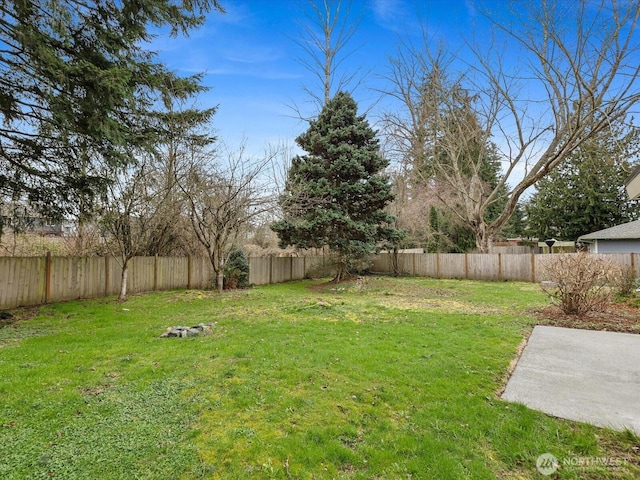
[179,140,273,291]
[381,1,640,251]
[287,0,366,119]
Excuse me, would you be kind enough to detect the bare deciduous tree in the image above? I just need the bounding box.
[143,101,217,257]
[182,142,273,292]
[99,157,169,301]
[290,0,363,115]
[383,1,640,252]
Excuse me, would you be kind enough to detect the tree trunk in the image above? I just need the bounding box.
[118,259,129,301]
[475,223,493,253]
[333,257,349,283]
[216,269,224,293]
[392,247,400,277]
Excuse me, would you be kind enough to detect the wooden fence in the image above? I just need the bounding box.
[248,255,325,286]
[0,254,213,310]
[370,252,640,282]
[1,252,639,310]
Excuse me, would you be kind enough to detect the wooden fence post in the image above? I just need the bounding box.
[498,253,503,281]
[105,256,110,296]
[464,253,469,279]
[187,255,192,290]
[531,253,536,283]
[269,256,274,285]
[436,253,441,278]
[153,254,158,291]
[45,251,51,303]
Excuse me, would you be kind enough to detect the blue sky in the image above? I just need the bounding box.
[155,0,486,157]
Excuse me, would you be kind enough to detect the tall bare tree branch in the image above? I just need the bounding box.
[382,0,640,252]
[180,141,275,292]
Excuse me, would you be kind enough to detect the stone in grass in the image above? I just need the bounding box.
[160,323,215,338]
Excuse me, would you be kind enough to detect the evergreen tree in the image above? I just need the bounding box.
[500,202,527,239]
[272,92,402,281]
[526,127,640,241]
[0,0,223,223]
[224,248,250,289]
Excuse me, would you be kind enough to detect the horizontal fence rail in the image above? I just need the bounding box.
[0,252,638,310]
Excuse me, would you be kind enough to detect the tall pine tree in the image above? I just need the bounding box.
[526,126,640,241]
[272,92,401,281]
[0,0,223,227]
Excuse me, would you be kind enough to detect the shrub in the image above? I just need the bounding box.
[540,253,621,315]
[224,249,250,289]
[614,264,638,297]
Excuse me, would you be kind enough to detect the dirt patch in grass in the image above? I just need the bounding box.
[168,290,218,301]
[80,383,114,397]
[535,301,640,334]
[0,307,40,328]
[307,276,507,315]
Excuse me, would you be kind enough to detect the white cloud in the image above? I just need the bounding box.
[224,45,284,64]
[369,0,427,36]
[204,65,302,81]
[371,0,405,23]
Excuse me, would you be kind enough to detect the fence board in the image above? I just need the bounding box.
[127,257,153,293]
[304,256,325,277]
[370,253,393,273]
[395,254,413,275]
[157,257,189,291]
[270,257,291,284]
[249,257,271,285]
[501,254,534,282]
[106,257,122,296]
[439,254,466,279]
[49,256,105,302]
[414,253,437,277]
[291,257,306,280]
[467,254,499,280]
[189,257,211,289]
[0,257,46,309]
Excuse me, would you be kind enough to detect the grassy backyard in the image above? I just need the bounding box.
[0,277,638,479]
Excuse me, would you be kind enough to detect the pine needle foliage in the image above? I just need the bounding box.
[272,92,402,280]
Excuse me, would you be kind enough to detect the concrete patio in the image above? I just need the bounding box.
[502,325,640,434]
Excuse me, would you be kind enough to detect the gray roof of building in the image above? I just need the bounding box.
[626,164,640,187]
[578,220,640,241]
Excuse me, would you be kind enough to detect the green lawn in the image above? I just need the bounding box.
[0,277,638,479]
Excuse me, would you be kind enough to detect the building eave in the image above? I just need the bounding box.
[626,164,640,200]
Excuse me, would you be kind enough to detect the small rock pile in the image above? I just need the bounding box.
[160,323,215,338]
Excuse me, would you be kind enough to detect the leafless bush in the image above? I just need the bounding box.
[614,264,638,297]
[0,233,68,256]
[541,253,622,315]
